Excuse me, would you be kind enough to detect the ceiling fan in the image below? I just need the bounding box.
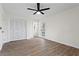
[27,3,50,15]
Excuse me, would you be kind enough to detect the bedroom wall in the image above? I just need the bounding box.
[42,6,79,48]
[0,4,6,50]
[0,4,3,50]
[26,18,34,39]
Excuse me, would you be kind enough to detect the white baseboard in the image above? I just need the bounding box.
[0,43,4,51]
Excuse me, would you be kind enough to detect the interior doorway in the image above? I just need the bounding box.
[33,20,45,38]
[33,20,39,37]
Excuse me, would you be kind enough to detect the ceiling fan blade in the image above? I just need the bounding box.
[40,11,44,15]
[33,11,38,15]
[40,8,50,11]
[37,3,40,10]
[27,8,37,11]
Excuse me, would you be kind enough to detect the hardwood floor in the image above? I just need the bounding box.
[0,38,79,56]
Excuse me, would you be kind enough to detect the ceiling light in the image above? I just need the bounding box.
[37,12,41,14]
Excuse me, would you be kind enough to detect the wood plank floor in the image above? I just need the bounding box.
[0,38,79,56]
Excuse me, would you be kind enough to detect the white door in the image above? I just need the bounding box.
[10,18,27,40]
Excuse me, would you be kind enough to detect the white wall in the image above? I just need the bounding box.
[0,4,7,50]
[42,6,79,48]
[0,4,3,50]
[26,18,35,39]
[2,14,10,43]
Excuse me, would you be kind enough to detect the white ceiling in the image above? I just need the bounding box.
[1,3,79,18]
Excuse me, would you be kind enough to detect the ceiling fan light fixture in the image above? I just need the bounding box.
[27,3,50,15]
[37,12,41,14]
